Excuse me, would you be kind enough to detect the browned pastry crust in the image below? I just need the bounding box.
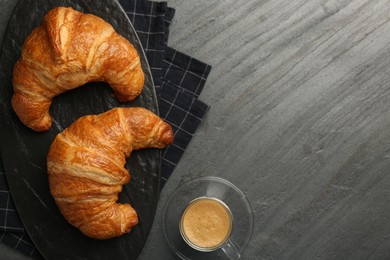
[12,7,144,131]
[47,107,174,239]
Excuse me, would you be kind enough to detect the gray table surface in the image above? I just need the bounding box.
[2,0,390,259]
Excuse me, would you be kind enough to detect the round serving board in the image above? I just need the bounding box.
[0,0,160,259]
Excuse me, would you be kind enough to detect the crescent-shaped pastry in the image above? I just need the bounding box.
[12,7,144,131]
[47,107,174,239]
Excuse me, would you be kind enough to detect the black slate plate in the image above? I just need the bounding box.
[0,0,160,259]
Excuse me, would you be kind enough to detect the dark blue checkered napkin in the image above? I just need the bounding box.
[0,0,211,257]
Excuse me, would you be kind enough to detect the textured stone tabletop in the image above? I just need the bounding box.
[2,0,390,259]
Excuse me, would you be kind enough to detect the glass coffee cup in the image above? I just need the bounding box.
[179,197,233,252]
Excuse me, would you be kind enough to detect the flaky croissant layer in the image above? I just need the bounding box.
[47,107,173,239]
[12,7,144,131]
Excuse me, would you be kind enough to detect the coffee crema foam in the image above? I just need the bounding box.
[180,197,232,250]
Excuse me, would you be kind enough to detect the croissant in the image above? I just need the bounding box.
[12,7,144,131]
[47,107,174,239]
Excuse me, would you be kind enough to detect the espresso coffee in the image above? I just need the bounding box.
[180,197,232,251]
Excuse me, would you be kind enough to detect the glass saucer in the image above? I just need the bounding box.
[162,176,254,259]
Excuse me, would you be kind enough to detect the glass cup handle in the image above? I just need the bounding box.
[221,238,241,259]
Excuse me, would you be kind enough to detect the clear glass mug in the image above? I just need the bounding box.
[179,197,240,259]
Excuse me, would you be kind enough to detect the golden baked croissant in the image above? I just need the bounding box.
[12,7,144,131]
[47,107,174,239]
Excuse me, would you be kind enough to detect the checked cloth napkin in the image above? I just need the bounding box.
[0,0,211,258]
